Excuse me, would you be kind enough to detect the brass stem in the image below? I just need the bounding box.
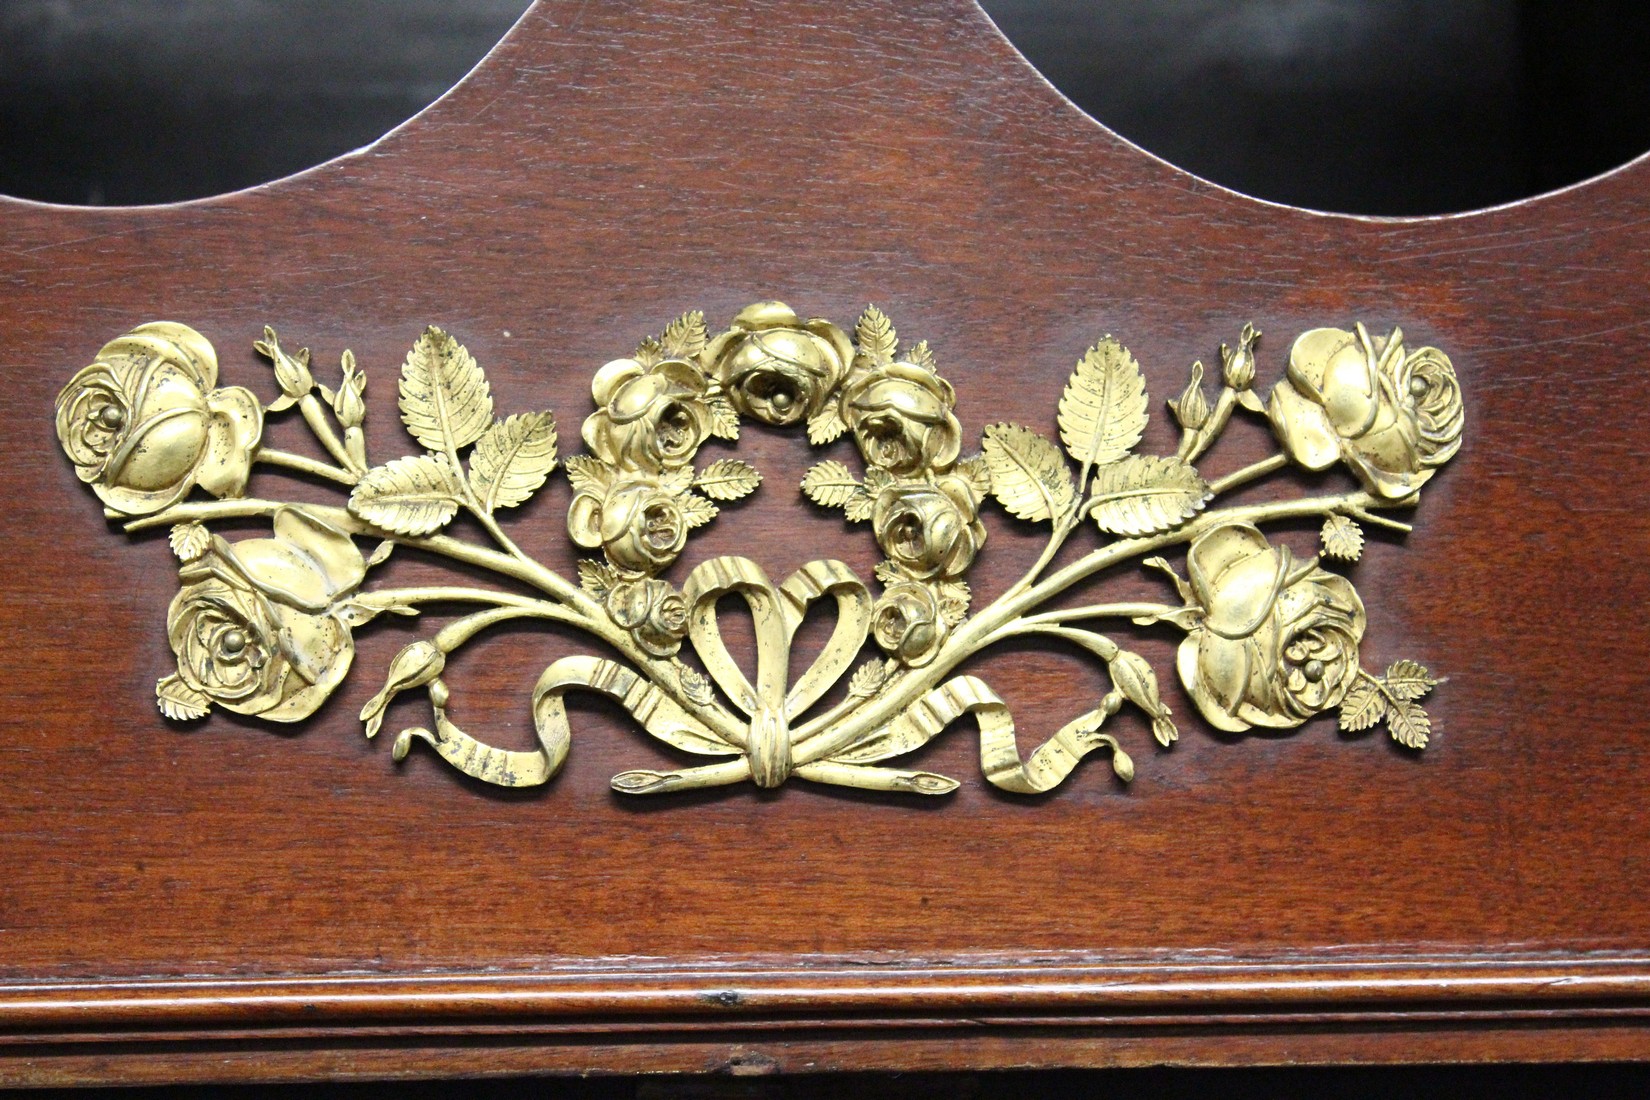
[298,393,363,475]
[1010,602,1180,629]
[255,449,358,486]
[1208,452,1289,496]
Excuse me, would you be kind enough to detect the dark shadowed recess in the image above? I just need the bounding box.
[1,1,1647,213]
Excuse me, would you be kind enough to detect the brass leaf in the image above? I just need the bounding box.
[1088,455,1211,536]
[1321,514,1365,561]
[1337,677,1387,732]
[563,455,612,496]
[694,458,762,501]
[1057,336,1149,468]
[678,493,719,529]
[855,304,898,366]
[468,411,559,513]
[981,423,1076,523]
[349,453,464,536]
[801,459,862,509]
[156,674,211,721]
[847,658,895,699]
[659,310,708,359]
[1386,698,1432,749]
[1384,659,1439,701]
[168,522,211,562]
[397,326,493,453]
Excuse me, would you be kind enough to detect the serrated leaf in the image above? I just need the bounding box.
[156,674,211,720]
[695,458,762,501]
[847,659,894,699]
[906,339,936,372]
[168,522,211,562]
[679,493,718,528]
[349,453,464,536]
[564,455,612,496]
[956,453,992,496]
[1088,454,1211,537]
[469,411,559,512]
[397,326,493,453]
[874,559,904,585]
[1321,514,1365,561]
[707,395,740,440]
[578,558,616,598]
[632,335,663,368]
[659,465,695,495]
[1384,659,1439,701]
[1337,677,1387,732]
[807,405,846,444]
[675,662,716,707]
[937,582,969,626]
[1386,697,1432,749]
[981,422,1076,523]
[660,310,708,359]
[843,489,876,523]
[1057,336,1149,468]
[856,305,898,365]
[801,459,862,508]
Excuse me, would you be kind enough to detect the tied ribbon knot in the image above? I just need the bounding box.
[680,557,872,787]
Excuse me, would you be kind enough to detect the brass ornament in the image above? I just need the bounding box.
[55,303,1463,797]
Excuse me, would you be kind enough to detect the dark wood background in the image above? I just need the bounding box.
[2,0,1650,1087]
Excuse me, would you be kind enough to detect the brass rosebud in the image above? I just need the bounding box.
[1169,361,1211,432]
[605,578,690,657]
[166,506,366,721]
[332,351,367,430]
[703,301,853,426]
[1108,648,1178,746]
[359,640,445,738]
[871,581,948,667]
[1221,322,1259,391]
[1267,325,1464,499]
[55,322,264,515]
[1176,522,1366,732]
[567,478,690,575]
[581,357,711,472]
[870,473,987,582]
[840,362,962,475]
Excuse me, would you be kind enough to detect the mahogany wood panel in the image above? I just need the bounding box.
[1,0,1648,1085]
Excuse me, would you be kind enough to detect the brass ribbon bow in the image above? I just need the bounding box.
[403,557,871,791]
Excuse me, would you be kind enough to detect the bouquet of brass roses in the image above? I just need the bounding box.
[54,302,1461,797]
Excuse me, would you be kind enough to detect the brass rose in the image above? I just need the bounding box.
[871,581,949,667]
[582,356,712,471]
[840,361,963,476]
[1175,522,1366,732]
[703,301,853,426]
[163,505,366,721]
[55,322,264,515]
[871,474,987,581]
[568,477,691,575]
[1267,324,1464,499]
[62,304,1461,799]
[605,578,690,657]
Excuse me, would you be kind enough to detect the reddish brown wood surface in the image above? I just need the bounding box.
[2,0,1649,1085]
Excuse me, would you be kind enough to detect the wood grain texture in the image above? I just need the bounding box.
[1,0,1648,1085]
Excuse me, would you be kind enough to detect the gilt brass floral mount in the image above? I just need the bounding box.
[54,302,1463,796]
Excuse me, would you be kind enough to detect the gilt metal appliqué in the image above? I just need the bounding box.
[54,302,1462,796]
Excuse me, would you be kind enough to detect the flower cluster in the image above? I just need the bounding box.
[794,306,987,666]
